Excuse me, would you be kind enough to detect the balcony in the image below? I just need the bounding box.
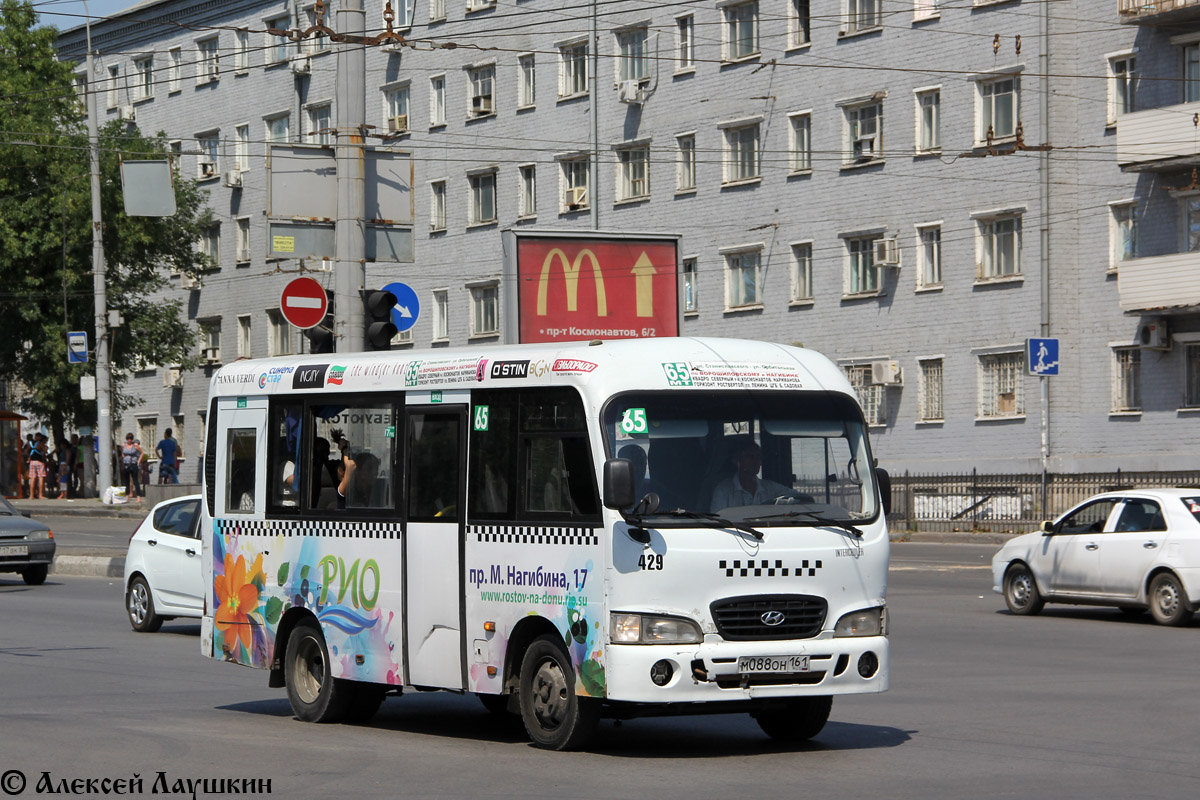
[1119,0,1200,23]
[1117,252,1200,313]
[1116,100,1200,169]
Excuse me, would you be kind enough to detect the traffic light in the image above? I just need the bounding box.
[304,290,335,354]
[363,289,398,350]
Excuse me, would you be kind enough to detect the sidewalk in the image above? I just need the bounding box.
[10,497,148,520]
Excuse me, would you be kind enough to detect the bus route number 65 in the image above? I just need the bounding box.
[620,408,648,435]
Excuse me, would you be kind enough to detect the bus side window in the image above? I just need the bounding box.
[407,412,460,521]
[519,388,599,522]
[468,392,515,520]
[268,403,303,510]
[225,428,258,514]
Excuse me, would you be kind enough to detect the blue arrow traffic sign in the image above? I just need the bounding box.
[1027,338,1059,376]
[382,281,419,333]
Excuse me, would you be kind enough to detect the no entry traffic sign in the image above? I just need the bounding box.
[280,277,329,330]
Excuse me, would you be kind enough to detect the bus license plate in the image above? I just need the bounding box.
[0,545,28,557]
[738,655,809,674]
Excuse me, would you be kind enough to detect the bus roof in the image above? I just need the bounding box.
[208,337,857,401]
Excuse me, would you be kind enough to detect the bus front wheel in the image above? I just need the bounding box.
[518,635,599,750]
[285,618,350,723]
[752,696,833,742]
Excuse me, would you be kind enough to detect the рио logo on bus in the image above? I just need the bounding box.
[490,360,530,379]
[552,359,598,374]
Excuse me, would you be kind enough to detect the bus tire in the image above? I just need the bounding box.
[752,696,833,742]
[344,684,387,724]
[518,635,599,750]
[285,618,350,723]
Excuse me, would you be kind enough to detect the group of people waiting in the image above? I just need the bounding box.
[21,433,82,500]
[117,429,182,502]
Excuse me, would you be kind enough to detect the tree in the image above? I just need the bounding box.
[0,1,213,444]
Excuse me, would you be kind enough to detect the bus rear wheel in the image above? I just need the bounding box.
[285,618,350,723]
[518,635,599,750]
[752,696,833,742]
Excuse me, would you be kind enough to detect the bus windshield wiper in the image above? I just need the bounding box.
[653,509,765,541]
[744,510,863,538]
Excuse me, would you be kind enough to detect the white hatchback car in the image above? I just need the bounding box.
[123,495,204,632]
[992,489,1200,626]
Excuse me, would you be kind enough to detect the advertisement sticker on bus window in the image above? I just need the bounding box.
[473,405,490,432]
[662,362,693,386]
[236,397,247,409]
[620,408,648,435]
[432,390,443,403]
[385,425,396,439]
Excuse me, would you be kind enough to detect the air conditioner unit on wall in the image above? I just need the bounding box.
[203,347,221,363]
[223,170,243,188]
[870,360,903,386]
[388,114,409,133]
[1138,318,1171,350]
[199,161,217,179]
[874,237,900,267]
[119,105,136,121]
[565,186,588,210]
[290,56,311,75]
[617,79,647,104]
[854,135,876,160]
[162,366,183,388]
[472,94,494,115]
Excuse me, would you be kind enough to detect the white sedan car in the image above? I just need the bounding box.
[123,495,204,632]
[992,489,1200,626]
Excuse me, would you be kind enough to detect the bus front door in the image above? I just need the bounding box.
[403,404,467,689]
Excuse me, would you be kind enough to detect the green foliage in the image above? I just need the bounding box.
[0,1,214,433]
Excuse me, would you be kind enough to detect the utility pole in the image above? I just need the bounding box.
[85,5,113,495]
[334,0,367,353]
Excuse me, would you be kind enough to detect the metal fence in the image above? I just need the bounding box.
[886,470,1200,533]
[1118,0,1200,17]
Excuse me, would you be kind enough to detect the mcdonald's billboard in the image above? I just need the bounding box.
[514,235,679,343]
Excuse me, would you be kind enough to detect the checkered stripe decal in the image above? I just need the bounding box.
[719,559,822,577]
[214,518,400,539]
[470,525,599,546]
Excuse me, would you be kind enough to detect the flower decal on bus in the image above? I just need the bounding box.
[214,551,266,662]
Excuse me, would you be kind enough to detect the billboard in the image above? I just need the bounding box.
[513,234,679,343]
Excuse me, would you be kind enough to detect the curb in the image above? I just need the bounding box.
[51,554,126,578]
[890,531,1017,545]
[10,503,147,520]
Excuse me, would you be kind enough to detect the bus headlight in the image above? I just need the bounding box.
[611,613,702,644]
[834,607,887,637]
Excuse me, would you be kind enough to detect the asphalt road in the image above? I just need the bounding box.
[2,560,1197,799]
[36,515,142,553]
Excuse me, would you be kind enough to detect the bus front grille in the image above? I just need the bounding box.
[710,595,827,640]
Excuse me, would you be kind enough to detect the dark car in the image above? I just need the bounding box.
[0,496,55,585]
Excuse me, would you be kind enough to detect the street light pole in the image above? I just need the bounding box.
[334,0,366,352]
[84,2,113,495]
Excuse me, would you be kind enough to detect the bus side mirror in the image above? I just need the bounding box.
[603,458,636,510]
[875,467,892,516]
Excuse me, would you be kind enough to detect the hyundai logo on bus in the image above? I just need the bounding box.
[761,611,786,627]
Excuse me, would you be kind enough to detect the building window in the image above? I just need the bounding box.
[562,158,589,211]
[168,48,182,93]
[846,365,885,426]
[519,165,536,218]
[430,180,447,231]
[616,146,649,202]
[559,42,588,97]
[1183,196,1200,252]
[469,171,498,225]
[266,113,290,144]
[916,89,940,152]
[430,0,446,22]
[790,243,813,302]
[788,113,812,172]
[267,310,292,357]
[676,15,695,70]
[723,2,759,61]
[197,133,219,179]
[978,352,1024,418]
[430,75,446,126]
[978,215,1021,279]
[676,134,696,191]
[468,65,496,117]
[307,103,332,145]
[723,123,760,184]
[235,218,251,263]
[518,54,536,107]
[237,315,252,358]
[915,0,939,20]
[137,418,158,451]
[1186,43,1200,103]
[432,289,449,340]
[106,64,119,109]
[1110,201,1137,268]
[201,224,220,269]
[301,5,331,55]
[789,1,811,48]
[1112,348,1141,413]
[197,37,219,83]
[266,15,292,63]
[234,124,250,171]
[1109,55,1136,122]
[846,236,880,295]
[724,248,763,309]
[133,56,153,101]
[384,85,410,132]
[617,28,650,83]
[918,358,944,422]
[683,257,698,313]
[1185,344,1200,408]
[917,224,942,288]
[845,0,881,34]
[845,101,882,163]
[978,76,1017,142]
[200,319,222,363]
[235,29,250,71]
[470,284,499,337]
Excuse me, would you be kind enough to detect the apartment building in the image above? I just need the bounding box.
[53,1,1198,481]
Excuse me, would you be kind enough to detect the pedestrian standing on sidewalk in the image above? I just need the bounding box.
[27,433,48,500]
[120,433,143,502]
[156,428,180,484]
[56,440,71,499]
[67,434,80,498]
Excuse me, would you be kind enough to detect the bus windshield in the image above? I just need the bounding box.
[602,391,878,524]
